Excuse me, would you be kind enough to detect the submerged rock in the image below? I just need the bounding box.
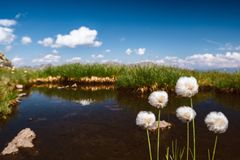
[28,117,47,122]
[1,128,36,155]
[71,83,77,88]
[18,93,27,97]
[148,120,172,131]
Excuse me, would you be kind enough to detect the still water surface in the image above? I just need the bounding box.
[0,87,240,160]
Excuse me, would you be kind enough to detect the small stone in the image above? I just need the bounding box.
[28,117,33,121]
[18,93,27,97]
[71,83,77,88]
[148,120,172,132]
[16,84,24,89]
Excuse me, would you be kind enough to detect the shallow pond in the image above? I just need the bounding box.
[0,86,240,160]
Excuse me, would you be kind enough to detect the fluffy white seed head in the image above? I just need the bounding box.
[175,76,199,97]
[148,91,168,109]
[176,106,196,123]
[205,112,229,134]
[136,111,156,129]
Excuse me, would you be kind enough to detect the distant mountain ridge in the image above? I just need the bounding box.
[13,59,240,73]
[197,67,240,73]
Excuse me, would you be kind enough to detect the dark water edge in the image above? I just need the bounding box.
[0,87,240,160]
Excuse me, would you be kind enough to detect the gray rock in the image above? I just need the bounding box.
[0,53,12,68]
[1,128,36,155]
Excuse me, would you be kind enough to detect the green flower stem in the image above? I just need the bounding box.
[146,129,153,160]
[208,149,211,160]
[157,109,161,160]
[211,135,218,160]
[165,147,169,160]
[190,98,196,160]
[187,122,189,160]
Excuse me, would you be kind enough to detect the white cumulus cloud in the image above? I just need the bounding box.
[91,54,104,59]
[55,26,102,48]
[32,54,61,64]
[92,41,102,47]
[66,57,82,63]
[125,48,132,55]
[105,49,111,53]
[0,19,16,27]
[21,36,32,45]
[38,26,102,48]
[38,37,54,47]
[125,48,146,55]
[136,48,146,55]
[100,59,121,64]
[52,49,58,54]
[0,19,16,46]
[148,52,240,69]
[11,56,23,66]
[0,27,16,45]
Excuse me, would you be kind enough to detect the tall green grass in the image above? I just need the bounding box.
[0,67,36,118]
[36,63,123,78]
[35,63,240,92]
[0,70,18,118]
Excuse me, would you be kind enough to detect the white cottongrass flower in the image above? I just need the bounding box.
[136,111,156,129]
[175,76,199,97]
[148,91,168,109]
[176,106,196,123]
[205,112,229,134]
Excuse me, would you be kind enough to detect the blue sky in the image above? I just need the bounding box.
[0,0,240,69]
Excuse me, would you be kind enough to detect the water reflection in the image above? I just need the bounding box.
[74,99,94,106]
[31,86,116,102]
[30,86,240,112]
[0,86,239,160]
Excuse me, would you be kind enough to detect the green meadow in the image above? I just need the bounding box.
[3,63,240,91]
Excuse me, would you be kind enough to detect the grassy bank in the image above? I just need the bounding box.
[0,68,35,118]
[118,65,240,92]
[2,63,240,91]
[0,69,18,118]
[31,63,240,92]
